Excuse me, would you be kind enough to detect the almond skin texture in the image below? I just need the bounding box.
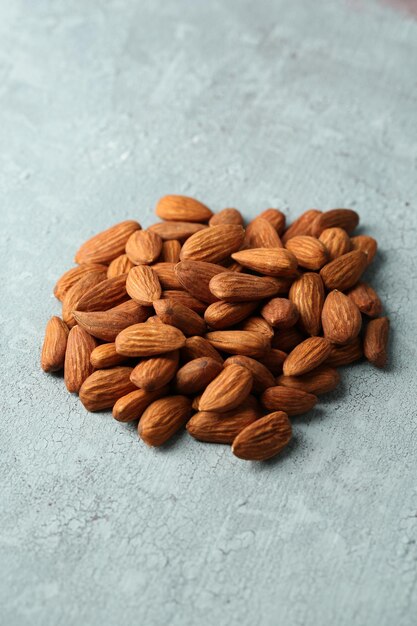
[322,290,362,345]
[209,273,284,302]
[350,235,377,265]
[153,299,206,336]
[224,355,275,393]
[261,386,318,416]
[198,363,253,412]
[181,336,224,364]
[239,316,274,340]
[126,230,163,265]
[277,366,340,395]
[283,337,332,376]
[74,300,150,342]
[75,220,141,265]
[90,343,127,369]
[326,338,363,367]
[76,274,128,312]
[209,208,244,226]
[151,263,182,290]
[161,290,206,314]
[311,209,359,237]
[112,386,169,422]
[64,326,97,393]
[138,396,193,446]
[79,367,136,412]
[206,330,270,358]
[41,316,69,372]
[289,273,325,336]
[232,411,292,461]
[148,221,207,241]
[204,301,258,330]
[126,265,161,305]
[261,298,299,329]
[257,208,286,235]
[282,209,322,243]
[320,250,367,291]
[244,218,283,249]
[175,357,223,395]
[175,260,227,304]
[285,236,328,270]
[161,240,182,263]
[187,398,261,444]
[116,322,186,357]
[347,282,382,317]
[231,248,297,277]
[259,349,287,376]
[180,224,245,263]
[272,327,305,353]
[107,254,135,279]
[54,264,107,301]
[130,350,179,391]
[364,317,389,368]
[319,228,351,260]
[62,269,108,327]
[156,195,212,223]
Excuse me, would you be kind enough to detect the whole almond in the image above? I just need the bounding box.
[79,367,136,411]
[64,326,97,393]
[107,254,134,278]
[283,337,332,376]
[156,195,212,223]
[258,349,287,376]
[322,290,362,344]
[126,230,163,265]
[76,274,128,312]
[187,398,261,444]
[364,317,389,368]
[75,220,141,264]
[350,235,377,265]
[180,224,245,263]
[206,330,270,358]
[271,327,305,352]
[282,209,322,243]
[175,260,227,304]
[62,269,108,327]
[277,366,340,395]
[115,322,186,356]
[289,272,325,336]
[126,265,161,305]
[239,316,274,339]
[161,239,182,263]
[319,227,351,260]
[204,301,258,330]
[320,250,367,291]
[198,363,253,412]
[209,208,244,226]
[175,357,223,394]
[232,411,292,461]
[285,236,328,270]
[181,336,224,364]
[112,386,169,422]
[90,343,127,369]
[347,282,382,317]
[261,386,317,415]
[154,299,206,336]
[148,221,207,241]
[138,396,193,446]
[54,264,107,301]
[224,355,275,393]
[231,248,297,277]
[151,263,182,290]
[161,290,207,314]
[41,316,69,372]
[209,272,284,302]
[326,338,363,367]
[130,350,179,391]
[74,300,150,342]
[257,208,286,235]
[261,298,299,329]
[311,209,359,237]
[244,218,283,248]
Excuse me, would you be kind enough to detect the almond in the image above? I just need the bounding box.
[126,265,161,305]
[62,269,108,327]
[257,208,286,235]
[115,322,186,356]
[276,366,340,395]
[187,397,261,444]
[112,386,169,422]
[151,263,182,290]
[289,273,324,336]
[107,254,134,278]
[204,301,258,330]
[261,386,317,415]
[209,273,284,302]
[206,330,270,358]
[209,208,244,226]
[281,209,322,243]
[231,248,297,276]
[318,227,351,260]
[322,290,362,344]
[258,349,287,376]
[161,290,206,314]
[261,298,299,329]
[320,250,367,291]
[175,260,227,303]
[311,208,359,236]
[79,367,136,411]
[364,317,389,368]
[153,299,206,336]
[244,218,283,248]
[41,316,69,372]
[161,239,182,263]
[156,195,212,223]
[285,235,328,270]
[74,300,151,341]
[130,350,179,391]
[148,221,207,241]
[138,396,193,446]
[76,274,128,312]
[90,343,127,369]
[75,220,141,264]
[224,355,275,393]
[180,224,245,263]
[239,316,274,339]
[232,411,292,461]
[347,282,382,317]
[175,357,223,394]
[326,338,363,367]
[54,264,107,301]
[64,326,97,393]
[283,337,332,376]
[350,235,377,265]
[126,230,163,265]
[181,336,224,364]
[198,363,253,412]
[271,327,305,352]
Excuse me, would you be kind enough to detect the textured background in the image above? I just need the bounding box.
[1,1,416,625]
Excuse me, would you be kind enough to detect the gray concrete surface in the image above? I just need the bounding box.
[1,1,416,625]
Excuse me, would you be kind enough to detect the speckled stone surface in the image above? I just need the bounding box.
[1,1,416,625]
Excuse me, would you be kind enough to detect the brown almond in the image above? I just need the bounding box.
[75,220,141,264]
[90,343,127,369]
[126,265,161,305]
[180,224,245,263]
[79,367,136,411]
[319,228,351,260]
[320,250,367,291]
[112,386,169,422]
[62,269,108,327]
[231,248,297,277]
[175,357,223,394]
[206,330,270,358]
[239,316,274,340]
[126,230,163,265]
[156,195,212,223]
[138,396,193,446]
[281,209,322,243]
[271,327,305,352]
[347,282,382,317]
[322,290,362,344]
[175,260,227,304]
[209,208,244,226]
[224,355,275,393]
[153,299,206,336]
[187,398,261,444]
[261,298,299,329]
[258,349,287,376]
[151,263,182,290]
[283,337,332,376]
[257,208,286,235]
[148,221,207,241]
[289,273,325,336]
[204,301,258,330]
[311,208,359,237]
[107,254,134,278]
[74,300,151,342]
[130,350,179,391]
[245,218,283,248]
[261,386,317,415]
[277,366,340,395]
[76,274,128,312]
[350,235,377,265]
[326,338,363,367]
[285,235,328,270]
[363,317,389,368]
[181,336,224,364]
[54,264,107,301]
[161,240,182,263]
[232,411,292,461]
[209,273,283,302]
[64,326,97,393]
[115,322,186,357]
[198,363,253,412]
[161,290,207,314]
[41,316,69,372]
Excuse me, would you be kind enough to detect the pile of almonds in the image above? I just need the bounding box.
[41,197,389,461]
